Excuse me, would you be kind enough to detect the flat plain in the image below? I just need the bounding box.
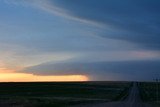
[0,81,131,107]
[138,82,160,107]
[0,82,159,107]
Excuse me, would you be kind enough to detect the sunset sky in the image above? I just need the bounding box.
[0,0,160,82]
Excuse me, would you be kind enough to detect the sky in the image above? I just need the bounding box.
[0,0,160,81]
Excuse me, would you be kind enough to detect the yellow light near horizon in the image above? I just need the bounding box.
[0,73,89,82]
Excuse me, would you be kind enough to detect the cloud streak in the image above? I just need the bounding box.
[6,0,105,28]
[47,0,160,50]
[5,0,160,50]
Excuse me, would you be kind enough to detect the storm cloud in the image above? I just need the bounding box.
[0,0,160,81]
[51,0,160,49]
[24,60,160,81]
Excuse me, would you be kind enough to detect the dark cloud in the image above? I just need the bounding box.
[52,0,160,50]
[24,60,160,81]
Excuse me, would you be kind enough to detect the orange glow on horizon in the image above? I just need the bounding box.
[0,73,89,82]
[0,68,16,73]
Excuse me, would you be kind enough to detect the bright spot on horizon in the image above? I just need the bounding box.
[0,73,89,82]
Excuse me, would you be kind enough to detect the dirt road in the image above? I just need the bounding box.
[72,83,152,107]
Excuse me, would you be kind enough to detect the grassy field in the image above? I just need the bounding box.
[138,82,160,107]
[0,82,131,107]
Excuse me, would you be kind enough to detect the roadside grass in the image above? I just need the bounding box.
[113,84,131,101]
[0,82,131,106]
[0,97,102,107]
[138,82,160,107]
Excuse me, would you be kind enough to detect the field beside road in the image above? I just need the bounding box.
[0,82,131,107]
[138,82,160,107]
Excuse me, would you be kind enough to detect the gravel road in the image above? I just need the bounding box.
[72,83,152,107]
